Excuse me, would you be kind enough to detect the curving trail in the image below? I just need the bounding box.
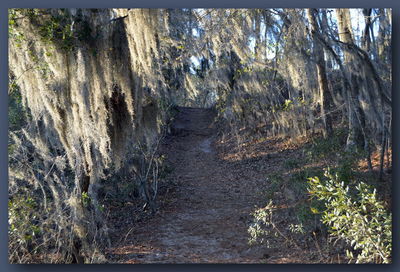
[106,107,305,263]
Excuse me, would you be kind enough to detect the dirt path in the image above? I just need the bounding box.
[106,107,303,263]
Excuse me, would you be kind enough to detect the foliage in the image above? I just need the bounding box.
[283,158,299,169]
[335,152,358,182]
[289,223,305,234]
[37,15,75,51]
[304,128,365,183]
[296,199,325,230]
[9,9,95,53]
[8,194,42,262]
[8,127,110,263]
[81,192,91,208]
[8,80,26,131]
[248,200,301,250]
[248,200,279,247]
[308,170,392,263]
[305,128,347,161]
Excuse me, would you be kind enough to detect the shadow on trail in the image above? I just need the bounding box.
[106,106,303,263]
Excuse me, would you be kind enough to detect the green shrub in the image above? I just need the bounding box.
[305,128,347,161]
[291,168,323,182]
[289,168,323,197]
[247,200,277,247]
[247,200,302,250]
[8,195,42,261]
[284,158,299,169]
[8,81,26,131]
[81,192,91,207]
[335,152,358,182]
[295,199,324,229]
[308,170,392,263]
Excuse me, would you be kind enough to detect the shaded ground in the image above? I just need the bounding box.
[105,107,391,264]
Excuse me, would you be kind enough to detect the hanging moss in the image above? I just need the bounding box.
[8,8,184,263]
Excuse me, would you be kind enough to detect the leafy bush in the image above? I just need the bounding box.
[295,200,324,231]
[290,168,322,190]
[304,127,365,185]
[8,81,26,131]
[335,152,358,182]
[248,200,279,247]
[308,170,392,263]
[8,193,44,263]
[305,128,347,161]
[248,200,301,250]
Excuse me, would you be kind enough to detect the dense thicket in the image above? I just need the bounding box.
[9,8,191,263]
[8,8,391,263]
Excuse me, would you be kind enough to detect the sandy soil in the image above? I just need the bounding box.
[105,107,315,263]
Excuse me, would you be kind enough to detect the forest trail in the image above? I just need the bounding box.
[106,107,304,263]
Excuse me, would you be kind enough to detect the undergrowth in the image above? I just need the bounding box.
[308,170,392,263]
[249,127,392,263]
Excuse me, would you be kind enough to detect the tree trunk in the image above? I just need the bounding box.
[254,10,261,58]
[377,9,391,64]
[307,8,333,138]
[362,9,372,53]
[335,8,365,150]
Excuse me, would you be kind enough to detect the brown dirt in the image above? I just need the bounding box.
[105,107,326,263]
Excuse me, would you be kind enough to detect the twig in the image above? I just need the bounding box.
[122,227,135,244]
[313,231,324,260]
